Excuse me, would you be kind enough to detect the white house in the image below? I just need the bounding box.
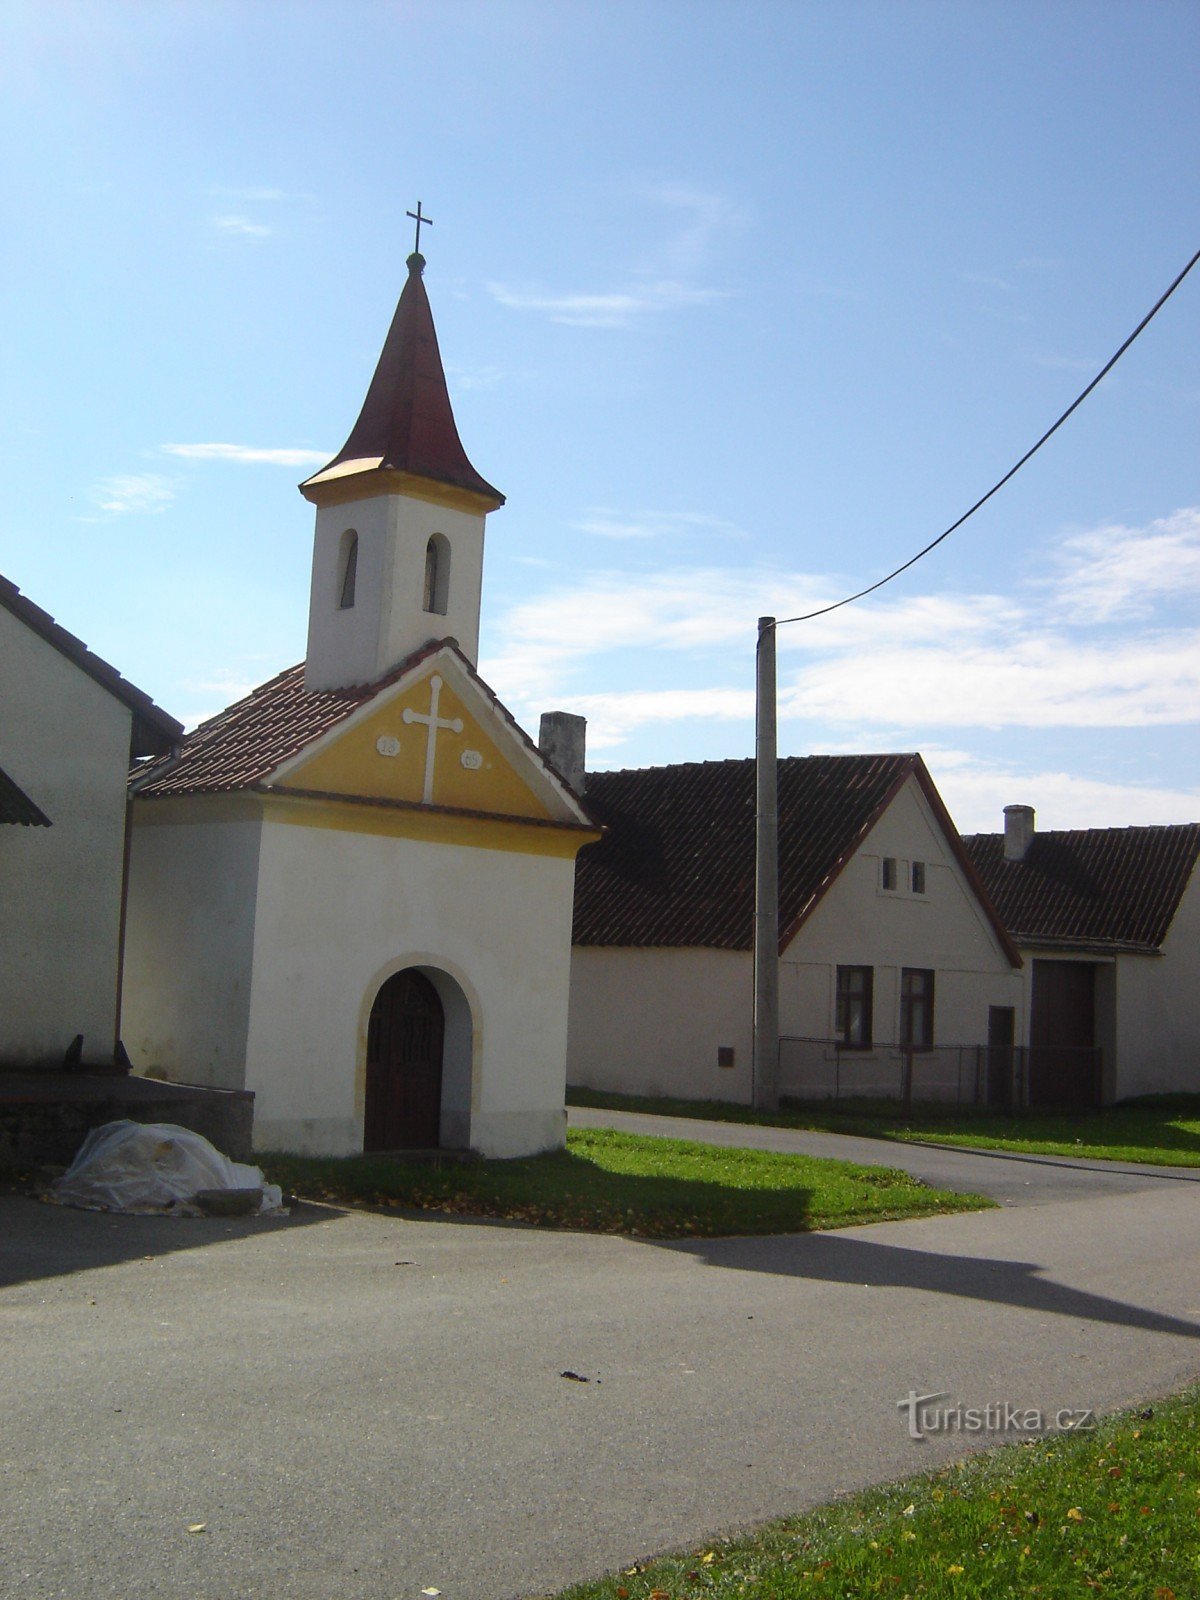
[122,248,598,1158]
[568,753,1023,1106]
[964,807,1200,1106]
[0,576,181,1068]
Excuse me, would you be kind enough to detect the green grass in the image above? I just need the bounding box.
[567,1087,1200,1168]
[553,1385,1200,1599]
[259,1126,990,1238]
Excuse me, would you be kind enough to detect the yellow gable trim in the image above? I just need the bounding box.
[264,793,595,858]
[282,664,556,822]
[300,466,501,515]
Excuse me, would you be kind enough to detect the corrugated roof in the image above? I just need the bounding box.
[574,754,917,952]
[0,764,50,826]
[1,575,182,759]
[302,252,503,507]
[962,825,1200,953]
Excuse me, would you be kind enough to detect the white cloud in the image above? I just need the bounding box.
[209,214,271,238]
[542,687,753,752]
[162,442,329,466]
[918,745,1200,833]
[1050,508,1200,623]
[91,474,175,515]
[481,509,1200,750]
[574,508,742,541]
[486,279,725,328]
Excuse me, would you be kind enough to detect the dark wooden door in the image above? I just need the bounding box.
[364,970,445,1151]
[1029,960,1097,1110]
[986,1006,1016,1110]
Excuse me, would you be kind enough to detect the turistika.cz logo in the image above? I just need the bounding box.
[898,1390,1097,1441]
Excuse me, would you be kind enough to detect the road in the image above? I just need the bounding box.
[2,1122,1199,1600]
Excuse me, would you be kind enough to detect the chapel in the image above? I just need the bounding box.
[122,244,598,1157]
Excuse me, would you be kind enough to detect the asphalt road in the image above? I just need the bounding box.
[3,1129,1199,1600]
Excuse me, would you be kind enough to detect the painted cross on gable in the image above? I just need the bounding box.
[402,674,463,803]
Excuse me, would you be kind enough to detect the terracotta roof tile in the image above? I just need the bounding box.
[574,754,919,952]
[1,575,182,758]
[962,825,1200,953]
[0,764,50,826]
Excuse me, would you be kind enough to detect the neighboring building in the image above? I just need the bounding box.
[964,808,1200,1106]
[123,249,598,1158]
[0,577,181,1067]
[569,753,1022,1105]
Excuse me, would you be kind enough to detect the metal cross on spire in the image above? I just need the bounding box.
[407,201,433,255]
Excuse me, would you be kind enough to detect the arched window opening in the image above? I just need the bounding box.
[423,534,450,615]
[338,530,358,609]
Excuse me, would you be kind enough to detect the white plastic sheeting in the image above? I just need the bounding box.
[51,1120,284,1215]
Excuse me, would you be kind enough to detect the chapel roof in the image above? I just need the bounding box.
[0,763,51,826]
[301,252,504,508]
[962,824,1200,954]
[129,638,590,823]
[573,753,1018,961]
[0,575,182,759]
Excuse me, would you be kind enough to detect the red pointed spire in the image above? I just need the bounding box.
[304,252,503,507]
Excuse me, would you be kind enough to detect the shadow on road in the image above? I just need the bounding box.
[678,1229,1200,1342]
[0,1194,338,1290]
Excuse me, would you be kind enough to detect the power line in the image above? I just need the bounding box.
[773,244,1200,630]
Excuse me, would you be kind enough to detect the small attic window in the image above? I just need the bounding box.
[423,533,450,615]
[338,530,358,609]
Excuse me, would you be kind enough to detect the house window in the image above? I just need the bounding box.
[836,965,873,1049]
[423,533,450,615]
[911,860,926,894]
[900,968,935,1050]
[338,530,358,609]
[881,857,898,892]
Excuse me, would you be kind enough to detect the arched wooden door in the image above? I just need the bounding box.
[364,970,445,1151]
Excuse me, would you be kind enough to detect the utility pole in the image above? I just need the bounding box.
[753,615,779,1110]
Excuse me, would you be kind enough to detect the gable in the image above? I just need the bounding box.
[272,651,577,826]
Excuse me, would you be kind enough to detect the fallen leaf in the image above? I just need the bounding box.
[902,1503,915,1516]
[701,1551,717,1565]
[561,1370,590,1383]
[186,1523,206,1534]
[1067,1507,1084,1522]
[421,1589,441,1597]
[948,1564,964,1575]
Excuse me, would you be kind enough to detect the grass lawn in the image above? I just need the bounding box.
[554,1385,1200,1599]
[259,1126,989,1238]
[568,1087,1200,1169]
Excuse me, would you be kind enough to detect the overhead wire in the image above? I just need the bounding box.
[772,244,1200,630]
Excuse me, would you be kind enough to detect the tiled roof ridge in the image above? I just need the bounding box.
[964,821,1200,841]
[1,574,182,753]
[588,751,920,780]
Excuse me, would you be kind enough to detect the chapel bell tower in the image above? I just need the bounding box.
[299,232,504,692]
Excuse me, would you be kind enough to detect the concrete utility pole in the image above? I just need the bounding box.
[753,615,780,1111]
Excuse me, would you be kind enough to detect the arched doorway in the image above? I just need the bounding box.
[364,969,445,1150]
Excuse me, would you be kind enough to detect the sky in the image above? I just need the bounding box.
[2,0,1197,832]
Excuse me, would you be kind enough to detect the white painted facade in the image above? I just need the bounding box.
[0,606,133,1065]
[305,490,486,689]
[568,774,1022,1103]
[1109,869,1200,1098]
[125,798,578,1157]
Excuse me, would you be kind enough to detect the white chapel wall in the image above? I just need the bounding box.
[0,608,131,1064]
[242,816,578,1157]
[122,806,263,1089]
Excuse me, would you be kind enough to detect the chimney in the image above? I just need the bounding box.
[1003,804,1035,862]
[538,711,586,794]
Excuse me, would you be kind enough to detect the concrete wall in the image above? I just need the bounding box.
[1110,863,1200,1100]
[122,802,263,1089]
[0,608,132,1065]
[568,946,755,1102]
[567,773,1022,1103]
[242,816,578,1158]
